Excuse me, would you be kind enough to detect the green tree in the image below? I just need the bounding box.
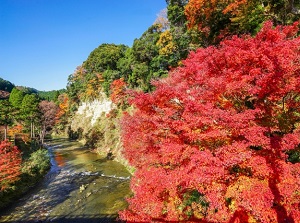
[9,88,24,109]
[102,70,121,95]
[0,100,15,139]
[20,94,40,137]
[129,24,170,91]
[83,44,128,73]
[132,25,161,65]
[117,48,136,84]
[165,0,199,65]
[38,89,65,102]
[67,66,86,105]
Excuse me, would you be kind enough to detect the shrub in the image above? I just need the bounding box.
[22,149,50,176]
[0,140,22,191]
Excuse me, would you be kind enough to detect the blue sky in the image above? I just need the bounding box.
[0,0,167,91]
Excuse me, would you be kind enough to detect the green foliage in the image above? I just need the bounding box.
[166,0,198,64]
[4,85,57,139]
[229,1,265,34]
[84,44,128,73]
[126,24,170,91]
[38,89,65,102]
[116,48,135,81]
[102,70,121,94]
[67,68,84,105]
[166,0,188,27]
[132,25,161,64]
[19,94,41,135]
[9,88,25,108]
[22,149,50,176]
[182,190,209,217]
[287,148,300,163]
[0,100,14,128]
[20,94,40,120]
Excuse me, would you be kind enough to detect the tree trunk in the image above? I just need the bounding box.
[4,125,7,140]
[41,124,46,144]
[30,122,33,138]
[33,123,35,138]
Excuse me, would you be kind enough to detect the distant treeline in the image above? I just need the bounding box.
[0,77,65,102]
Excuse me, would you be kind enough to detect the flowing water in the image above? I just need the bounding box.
[0,138,131,223]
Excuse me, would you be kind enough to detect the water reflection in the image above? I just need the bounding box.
[54,152,66,167]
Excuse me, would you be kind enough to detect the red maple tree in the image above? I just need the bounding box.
[119,21,300,222]
[0,140,22,191]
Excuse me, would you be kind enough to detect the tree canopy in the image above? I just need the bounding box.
[9,88,25,109]
[39,100,58,143]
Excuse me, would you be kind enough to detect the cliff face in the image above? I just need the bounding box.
[73,97,114,127]
[70,93,114,142]
[69,96,132,171]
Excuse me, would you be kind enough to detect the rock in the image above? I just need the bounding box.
[86,192,92,198]
[79,184,87,193]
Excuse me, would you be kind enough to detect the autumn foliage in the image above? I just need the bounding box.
[184,0,250,43]
[184,0,290,45]
[185,0,249,27]
[0,140,22,191]
[119,22,300,222]
[110,78,128,107]
[55,94,69,123]
[7,124,23,139]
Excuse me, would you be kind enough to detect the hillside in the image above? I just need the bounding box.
[0,78,15,92]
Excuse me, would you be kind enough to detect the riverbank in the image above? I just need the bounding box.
[0,138,131,222]
[0,141,50,210]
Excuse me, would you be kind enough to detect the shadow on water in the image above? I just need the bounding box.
[2,215,122,223]
[44,138,87,150]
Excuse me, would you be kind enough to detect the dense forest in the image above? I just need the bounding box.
[1,0,300,222]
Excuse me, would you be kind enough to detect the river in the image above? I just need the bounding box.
[0,138,131,223]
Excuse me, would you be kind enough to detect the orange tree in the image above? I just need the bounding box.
[55,93,69,128]
[119,22,300,222]
[0,140,22,191]
[110,78,128,108]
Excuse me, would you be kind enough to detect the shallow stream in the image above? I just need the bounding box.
[0,138,131,223]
